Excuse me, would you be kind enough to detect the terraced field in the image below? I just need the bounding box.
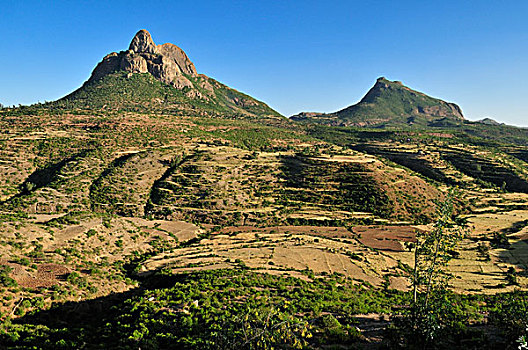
[442,148,528,192]
[2,107,528,349]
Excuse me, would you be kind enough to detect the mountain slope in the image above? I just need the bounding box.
[54,30,282,122]
[292,77,464,127]
[3,29,528,350]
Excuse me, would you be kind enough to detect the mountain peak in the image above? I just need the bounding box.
[60,30,282,121]
[476,117,503,126]
[87,29,197,87]
[371,77,408,91]
[129,29,157,54]
[341,78,465,126]
[292,78,464,128]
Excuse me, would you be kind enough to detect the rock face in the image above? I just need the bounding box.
[88,29,197,88]
[129,29,157,54]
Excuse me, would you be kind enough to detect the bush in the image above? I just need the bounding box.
[489,291,528,343]
[0,265,17,287]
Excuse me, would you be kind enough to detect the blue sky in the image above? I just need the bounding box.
[1,0,527,126]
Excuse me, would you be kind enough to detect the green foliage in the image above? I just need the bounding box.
[0,265,17,287]
[489,291,528,344]
[214,306,311,349]
[491,231,510,248]
[45,212,87,228]
[49,72,282,122]
[0,269,407,349]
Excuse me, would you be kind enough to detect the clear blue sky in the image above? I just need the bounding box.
[1,0,527,126]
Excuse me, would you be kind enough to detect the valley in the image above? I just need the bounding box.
[1,29,528,349]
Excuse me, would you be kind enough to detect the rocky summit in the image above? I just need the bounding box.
[58,29,282,121]
[89,29,197,89]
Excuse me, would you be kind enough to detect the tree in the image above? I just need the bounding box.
[215,306,312,349]
[390,189,468,348]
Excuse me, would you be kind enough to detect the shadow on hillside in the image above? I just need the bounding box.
[498,238,528,274]
[3,273,183,349]
[495,219,528,275]
[442,150,528,193]
[18,287,139,327]
[2,151,89,205]
[350,144,458,186]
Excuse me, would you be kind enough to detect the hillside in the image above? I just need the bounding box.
[292,77,465,127]
[3,100,528,348]
[293,77,528,146]
[1,30,528,349]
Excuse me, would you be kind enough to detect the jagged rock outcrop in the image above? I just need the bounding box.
[88,29,197,88]
[129,29,157,54]
[61,29,282,121]
[157,43,196,75]
[120,53,148,73]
